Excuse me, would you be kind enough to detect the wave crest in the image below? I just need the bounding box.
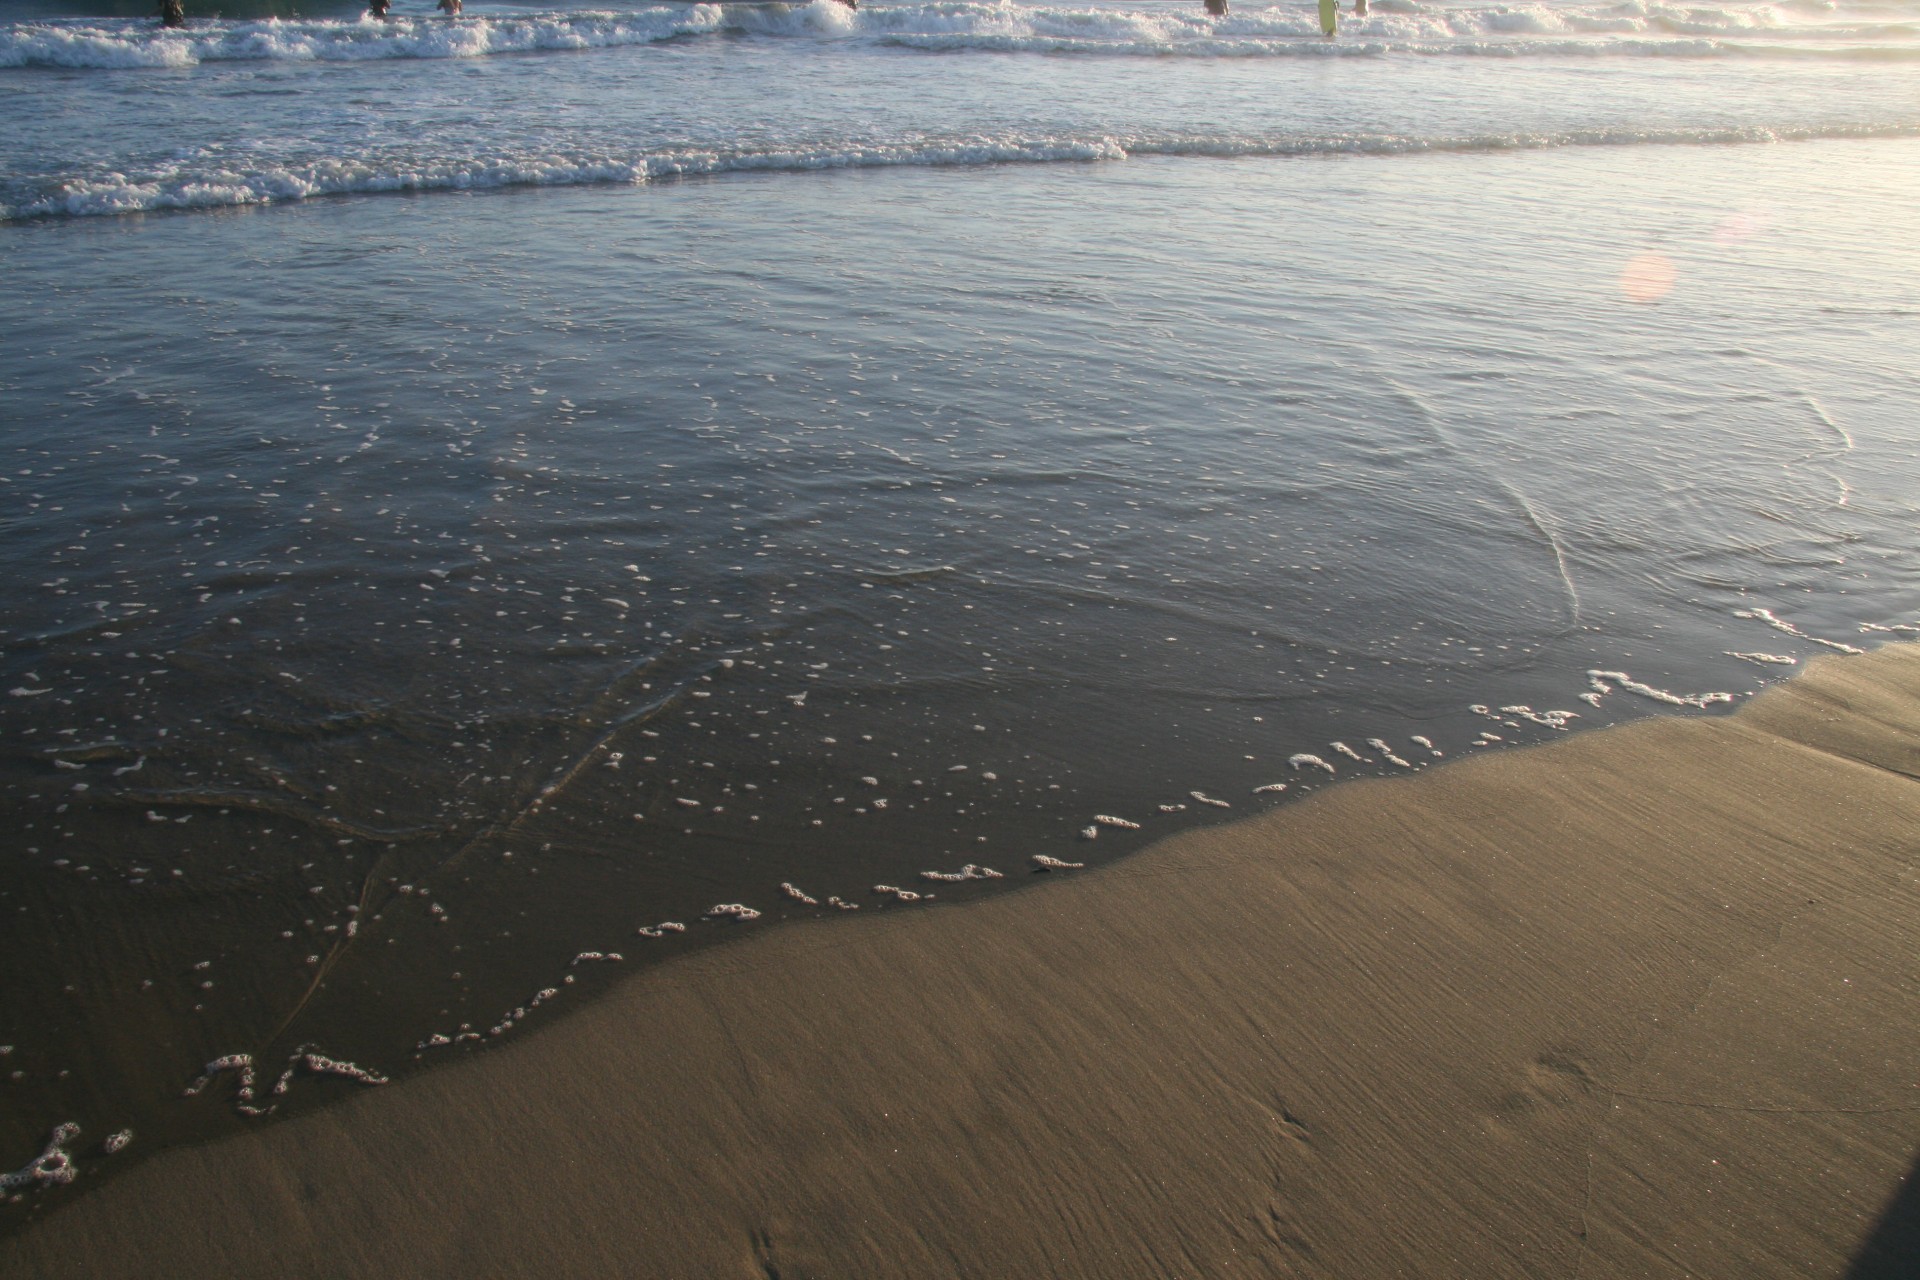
[9,120,1917,221]
[1,0,1914,71]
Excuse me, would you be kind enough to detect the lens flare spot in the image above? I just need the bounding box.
[1620,253,1677,304]
[1714,210,1768,244]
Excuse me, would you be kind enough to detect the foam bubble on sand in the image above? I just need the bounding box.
[636,921,687,938]
[1498,705,1580,730]
[1,1124,80,1193]
[1727,651,1799,666]
[1330,742,1368,762]
[1031,854,1084,870]
[872,885,926,901]
[1080,825,1099,840]
[1091,814,1141,829]
[1734,606,1866,654]
[188,1049,385,1115]
[704,903,761,921]
[183,1054,255,1103]
[1189,791,1231,808]
[485,989,562,1039]
[426,954,619,1052]
[1365,738,1415,767]
[101,1130,131,1156]
[1157,803,1187,813]
[1411,735,1442,756]
[780,882,819,905]
[1586,670,1734,709]
[1252,782,1289,794]
[920,864,1003,882]
[1289,754,1335,773]
[284,1052,388,1091]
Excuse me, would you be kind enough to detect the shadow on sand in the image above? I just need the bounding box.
[1848,1148,1920,1280]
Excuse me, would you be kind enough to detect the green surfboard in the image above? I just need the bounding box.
[1319,0,1336,35]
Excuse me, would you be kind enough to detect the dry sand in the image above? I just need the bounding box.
[6,646,1919,1279]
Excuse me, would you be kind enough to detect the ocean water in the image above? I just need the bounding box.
[3,0,1919,1212]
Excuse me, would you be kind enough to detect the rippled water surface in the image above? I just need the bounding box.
[3,0,1919,1218]
[4,0,1920,217]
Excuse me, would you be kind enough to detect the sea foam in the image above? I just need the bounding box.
[9,119,1916,221]
[0,0,1913,71]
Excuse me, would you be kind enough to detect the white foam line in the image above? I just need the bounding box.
[1734,606,1866,654]
[10,121,1920,222]
[1801,393,1857,452]
[0,10,725,71]
[919,863,1003,881]
[1586,670,1734,709]
[184,1048,386,1117]
[7,5,1915,72]
[1498,705,1580,730]
[0,1124,80,1192]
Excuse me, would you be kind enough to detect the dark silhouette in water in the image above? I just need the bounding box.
[1205,0,1227,14]
[368,0,389,15]
[436,0,460,13]
[1354,0,1368,15]
[157,0,185,25]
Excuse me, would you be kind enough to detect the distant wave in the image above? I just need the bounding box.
[0,7,725,67]
[8,120,1918,221]
[2,0,1915,71]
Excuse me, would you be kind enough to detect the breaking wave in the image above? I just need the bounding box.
[2,0,1916,70]
[8,119,1917,220]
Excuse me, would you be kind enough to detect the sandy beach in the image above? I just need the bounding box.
[4,644,1916,1277]
[6,2,1920,1274]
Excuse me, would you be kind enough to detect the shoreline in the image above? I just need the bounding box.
[6,645,1920,1277]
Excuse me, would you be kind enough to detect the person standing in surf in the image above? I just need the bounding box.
[157,0,186,27]
[437,0,463,14]
[369,0,391,16]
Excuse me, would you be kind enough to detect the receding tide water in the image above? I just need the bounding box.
[3,0,1919,1221]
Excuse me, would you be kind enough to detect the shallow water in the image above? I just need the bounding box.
[3,0,1920,1219]
[4,0,1919,218]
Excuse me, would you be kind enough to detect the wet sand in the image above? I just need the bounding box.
[6,645,1919,1278]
